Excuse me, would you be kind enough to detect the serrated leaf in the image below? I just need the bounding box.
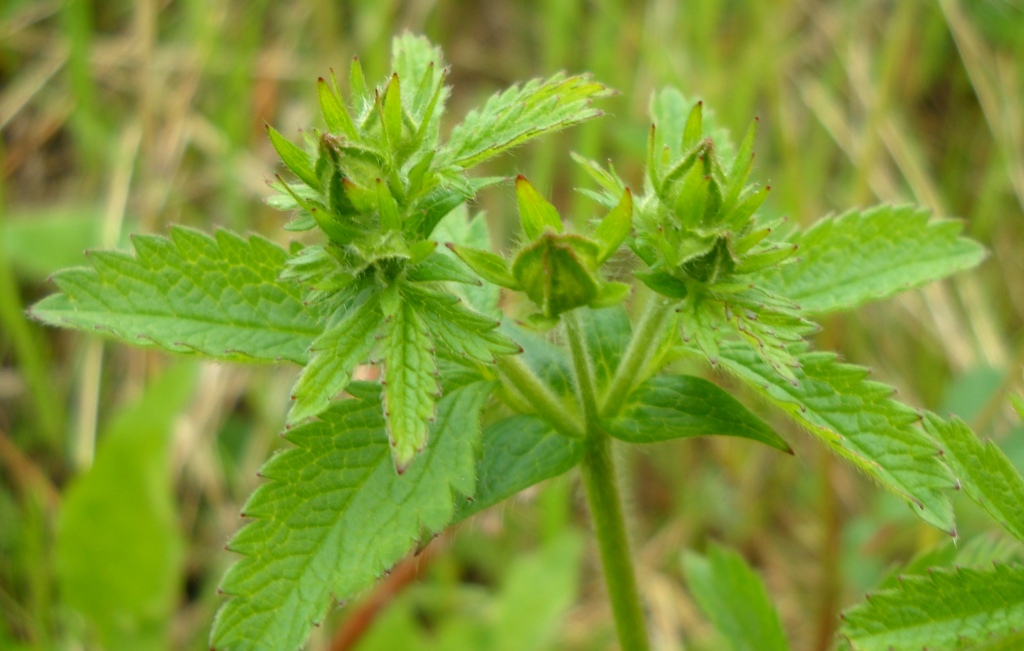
[443,73,611,168]
[406,284,520,363]
[267,126,319,190]
[716,342,956,533]
[29,228,321,364]
[383,300,439,468]
[922,414,1024,542]
[287,294,384,426]
[841,564,1024,651]
[683,544,790,651]
[516,176,563,239]
[454,415,584,522]
[57,364,194,651]
[212,381,492,651]
[610,374,790,452]
[406,250,481,285]
[753,205,986,315]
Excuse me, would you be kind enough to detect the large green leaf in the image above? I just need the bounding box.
[922,413,1024,542]
[212,381,493,651]
[609,374,791,453]
[30,227,321,364]
[716,342,955,533]
[683,544,790,651]
[442,73,611,169]
[753,205,985,315]
[455,415,584,522]
[56,363,195,651]
[841,564,1024,651]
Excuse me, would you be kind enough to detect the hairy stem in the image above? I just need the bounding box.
[495,354,584,438]
[565,310,650,651]
[600,292,674,419]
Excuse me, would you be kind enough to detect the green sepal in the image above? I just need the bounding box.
[381,73,403,150]
[512,233,602,318]
[446,243,520,289]
[348,56,369,109]
[375,178,401,231]
[407,239,436,265]
[594,188,632,263]
[266,125,319,190]
[317,75,358,139]
[516,176,563,239]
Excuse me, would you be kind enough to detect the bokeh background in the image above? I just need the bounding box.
[2,0,1023,649]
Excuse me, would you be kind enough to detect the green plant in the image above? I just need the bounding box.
[29,34,1024,651]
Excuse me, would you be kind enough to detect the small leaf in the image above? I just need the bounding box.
[443,72,611,168]
[383,301,438,468]
[1010,392,1024,422]
[609,374,790,452]
[454,415,584,522]
[266,126,319,190]
[841,564,1024,651]
[446,243,520,289]
[287,294,383,426]
[516,176,563,239]
[635,270,689,299]
[594,188,632,263]
[683,544,790,651]
[923,413,1024,542]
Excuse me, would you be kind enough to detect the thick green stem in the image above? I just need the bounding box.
[600,292,674,419]
[565,310,650,651]
[495,354,584,439]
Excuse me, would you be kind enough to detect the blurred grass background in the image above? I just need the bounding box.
[1,0,1023,649]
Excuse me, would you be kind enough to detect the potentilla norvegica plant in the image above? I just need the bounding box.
[31,34,1024,651]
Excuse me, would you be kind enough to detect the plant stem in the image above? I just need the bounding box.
[495,354,584,439]
[564,310,650,651]
[600,291,674,419]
